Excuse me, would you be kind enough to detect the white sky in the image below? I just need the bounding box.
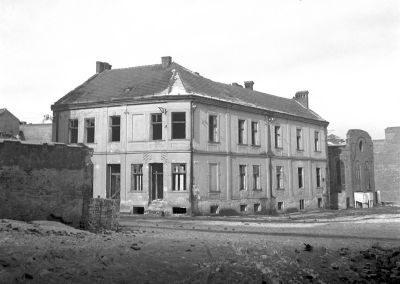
[1,0,399,139]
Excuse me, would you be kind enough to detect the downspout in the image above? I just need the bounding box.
[324,125,330,209]
[190,101,195,215]
[266,114,274,211]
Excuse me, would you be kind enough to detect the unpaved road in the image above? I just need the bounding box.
[1,207,400,283]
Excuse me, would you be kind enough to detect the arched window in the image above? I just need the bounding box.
[359,140,364,152]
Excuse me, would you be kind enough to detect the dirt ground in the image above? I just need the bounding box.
[1,206,400,283]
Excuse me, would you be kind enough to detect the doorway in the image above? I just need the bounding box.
[107,164,120,199]
[150,163,163,200]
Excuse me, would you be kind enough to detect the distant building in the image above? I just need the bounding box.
[0,108,20,137]
[328,130,376,209]
[51,57,329,215]
[373,127,400,203]
[19,123,52,143]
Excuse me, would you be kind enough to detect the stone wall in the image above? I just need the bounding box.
[0,140,93,228]
[84,197,120,231]
[20,123,52,143]
[373,127,400,203]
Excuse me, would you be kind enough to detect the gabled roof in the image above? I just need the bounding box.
[0,108,19,121]
[54,62,327,123]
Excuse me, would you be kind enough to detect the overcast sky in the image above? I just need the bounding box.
[1,0,399,139]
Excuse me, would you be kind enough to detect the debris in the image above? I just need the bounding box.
[130,243,141,251]
[304,243,313,252]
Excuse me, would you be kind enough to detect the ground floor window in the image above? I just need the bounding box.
[172,164,186,191]
[253,165,261,190]
[107,164,120,199]
[299,199,305,210]
[131,164,143,191]
[239,165,247,190]
[318,198,322,208]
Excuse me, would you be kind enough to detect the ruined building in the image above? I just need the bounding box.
[51,57,329,214]
[328,130,376,209]
[373,127,400,203]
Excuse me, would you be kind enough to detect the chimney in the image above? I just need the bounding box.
[293,90,309,109]
[96,61,112,73]
[244,81,254,90]
[162,56,172,68]
[232,82,243,88]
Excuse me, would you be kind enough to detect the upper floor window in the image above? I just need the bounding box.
[238,119,246,144]
[110,116,120,142]
[314,131,320,151]
[298,167,304,188]
[208,115,218,142]
[131,164,143,191]
[239,165,247,190]
[172,163,186,191]
[151,113,162,140]
[274,126,282,148]
[296,128,303,150]
[69,119,78,143]
[253,165,261,190]
[316,167,321,188]
[276,166,284,189]
[251,121,259,146]
[172,112,186,139]
[85,118,95,143]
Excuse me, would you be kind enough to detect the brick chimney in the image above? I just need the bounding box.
[244,81,254,90]
[293,91,309,109]
[96,61,112,73]
[162,56,172,68]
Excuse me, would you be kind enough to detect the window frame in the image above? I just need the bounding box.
[298,167,304,188]
[274,125,282,148]
[276,166,284,190]
[299,199,305,210]
[239,164,247,190]
[171,112,186,140]
[151,113,163,140]
[208,114,218,143]
[131,164,143,191]
[252,165,261,190]
[314,130,320,152]
[208,163,219,192]
[84,118,95,144]
[110,115,121,142]
[251,121,259,146]
[172,163,187,191]
[316,167,322,188]
[296,128,303,151]
[68,119,78,143]
[238,119,246,145]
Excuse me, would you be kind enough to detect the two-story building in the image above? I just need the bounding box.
[51,57,329,214]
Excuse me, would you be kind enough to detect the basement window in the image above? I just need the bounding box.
[69,119,78,143]
[277,202,284,211]
[151,113,162,140]
[210,205,219,214]
[132,207,144,214]
[110,116,121,142]
[172,112,186,139]
[172,207,187,214]
[240,204,247,213]
[254,203,261,212]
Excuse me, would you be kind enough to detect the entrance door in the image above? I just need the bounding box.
[107,164,120,199]
[150,163,163,200]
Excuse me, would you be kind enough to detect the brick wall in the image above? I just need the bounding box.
[0,140,93,228]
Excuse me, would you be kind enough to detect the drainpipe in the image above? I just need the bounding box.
[190,101,195,215]
[266,114,274,210]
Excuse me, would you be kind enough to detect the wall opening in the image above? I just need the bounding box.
[240,204,247,213]
[317,198,322,208]
[254,203,261,212]
[132,206,144,214]
[210,205,219,214]
[172,207,187,214]
[277,201,284,211]
[299,199,305,210]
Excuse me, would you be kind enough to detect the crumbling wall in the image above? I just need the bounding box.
[84,198,120,231]
[0,140,93,228]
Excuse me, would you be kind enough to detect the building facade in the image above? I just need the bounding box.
[51,57,329,214]
[373,127,400,203]
[328,129,376,209]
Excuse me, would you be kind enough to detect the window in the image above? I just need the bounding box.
[314,131,320,151]
[172,163,186,191]
[299,199,304,210]
[210,205,219,214]
[238,119,246,144]
[107,164,120,199]
[254,203,261,212]
[253,165,261,190]
[240,204,247,213]
[172,112,186,139]
[251,121,259,145]
[318,198,322,208]
[277,201,284,211]
[110,116,121,142]
[208,115,218,142]
[296,128,303,150]
[359,141,364,152]
[276,166,284,189]
[298,167,304,188]
[151,113,162,140]
[209,163,219,192]
[69,119,78,143]
[274,126,282,148]
[85,118,95,143]
[239,165,247,190]
[131,164,143,191]
[316,167,321,188]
